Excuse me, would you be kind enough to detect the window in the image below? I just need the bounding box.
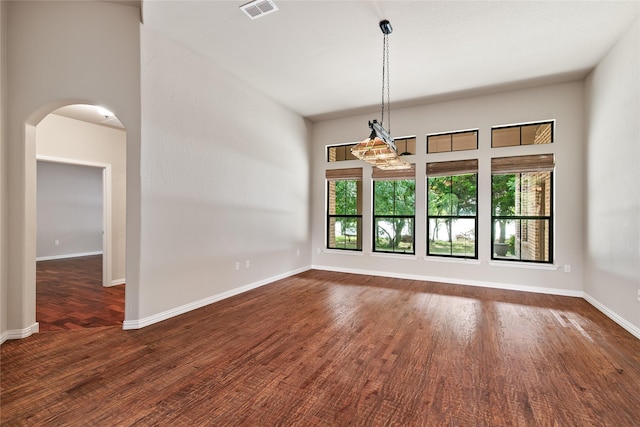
[327,143,358,162]
[427,130,478,153]
[329,137,416,163]
[394,136,417,155]
[427,160,478,258]
[373,165,415,254]
[491,154,554,263]
[492,121,553,148]
[326,168,362,250]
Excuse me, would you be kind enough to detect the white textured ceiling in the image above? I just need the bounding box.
[143,1,639,121]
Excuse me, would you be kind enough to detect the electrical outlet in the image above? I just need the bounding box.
[235,262,240,271]
[245,260,250,268]
[55,240,60,246]
[564,264,571,273]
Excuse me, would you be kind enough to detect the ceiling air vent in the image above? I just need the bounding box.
[240,0,278,20]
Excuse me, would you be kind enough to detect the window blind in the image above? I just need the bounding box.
[325,167,363,181]
[372,164,416,180]
[426,159,478,177]
[491,154,555,174]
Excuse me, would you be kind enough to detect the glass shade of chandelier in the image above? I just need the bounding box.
[351,20,410,170]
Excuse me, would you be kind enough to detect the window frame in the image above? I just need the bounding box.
[326,143,358,162]
[393,136,417,156]
[372,174,416,255]
[426,129,479,153]
[491,120,554,148]
[426,160,478,259]
[491,155,554,264]
[327,137,417,163]
[326,168,363,251]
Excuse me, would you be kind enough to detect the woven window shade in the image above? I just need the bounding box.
[372,163,415,180]
[491,154,555,174]
[325,167,363,181]
[426,159,478,177]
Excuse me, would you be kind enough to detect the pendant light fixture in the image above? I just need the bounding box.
[351,20,410,170]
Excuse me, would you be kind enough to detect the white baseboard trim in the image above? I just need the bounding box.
[1,323,39,344]
[311,264,583,298]
[36,251,103,261]
[583,293,640,339]
[107,278,126,287]
[123,266,311,330]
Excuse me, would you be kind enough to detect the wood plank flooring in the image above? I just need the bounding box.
[36,255,125,331]
[3,270,640,426]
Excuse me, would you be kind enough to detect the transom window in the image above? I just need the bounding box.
[327,136,416,162]
[427,130,478,153]
[327,143,357,162]
[492,121,553,148]
[393,136,417,156]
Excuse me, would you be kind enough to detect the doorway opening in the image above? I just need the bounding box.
[34,104,127,331]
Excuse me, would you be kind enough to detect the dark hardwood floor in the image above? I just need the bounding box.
[36,255,125,331]
[3,270,640,426]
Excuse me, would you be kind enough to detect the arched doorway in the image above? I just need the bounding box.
[3,0,142,341]
[33,103,127,331]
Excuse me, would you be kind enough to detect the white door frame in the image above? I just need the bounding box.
[36,155,113,287]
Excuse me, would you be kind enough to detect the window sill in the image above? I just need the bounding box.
[370,252,417,260]
[323,249,364,256]
[487,260,559,271]
[424,256,481,265]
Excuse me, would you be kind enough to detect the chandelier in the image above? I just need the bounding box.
[351,20,410,170]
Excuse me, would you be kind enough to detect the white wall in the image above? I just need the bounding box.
[36,113,127,281]
[584,17,640,335]
[37,161,103,259]
[136,24,311,324]
[4,0,140,339]
[312,81,585,296]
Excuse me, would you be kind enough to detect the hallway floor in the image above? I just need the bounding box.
[36,255,125,331]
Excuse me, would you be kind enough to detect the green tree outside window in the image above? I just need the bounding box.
[374,180,415,253]
[427,173,477,257]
